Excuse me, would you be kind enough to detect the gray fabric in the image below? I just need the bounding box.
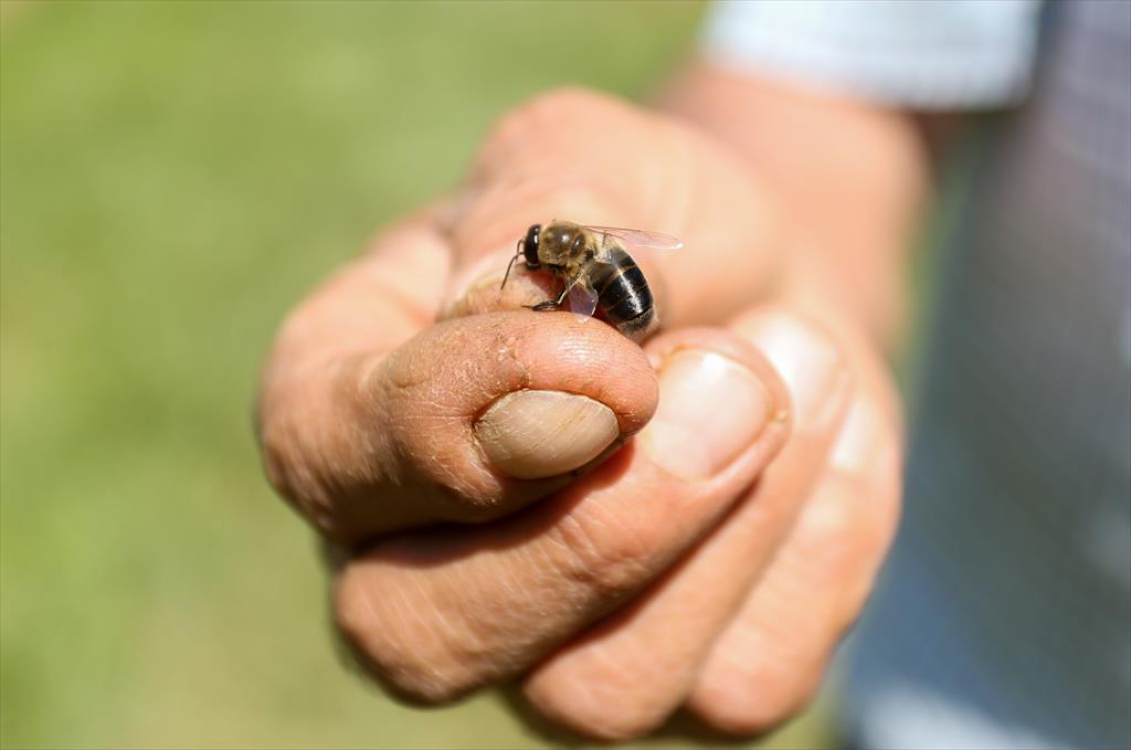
[841,2,1131,748]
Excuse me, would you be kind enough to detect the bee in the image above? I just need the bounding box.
[500,221,683,342]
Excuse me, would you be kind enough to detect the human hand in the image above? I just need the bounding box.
[256,89,901,740]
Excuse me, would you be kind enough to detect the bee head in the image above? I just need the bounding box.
[522,224,542,268]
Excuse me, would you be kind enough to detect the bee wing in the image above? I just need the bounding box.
[567,280,599,318]
[585,225,684,252]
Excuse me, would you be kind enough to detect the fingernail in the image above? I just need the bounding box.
[832,398,895,474]
[738,314,848,430]
[475,390,619,480]
[644,351,772,479]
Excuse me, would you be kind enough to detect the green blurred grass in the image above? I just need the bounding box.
[0,2,829,748]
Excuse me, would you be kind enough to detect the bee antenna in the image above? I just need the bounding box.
[500,240,523,291]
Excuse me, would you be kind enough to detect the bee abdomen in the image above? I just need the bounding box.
[614,307,657,343]
[592,251,655,341]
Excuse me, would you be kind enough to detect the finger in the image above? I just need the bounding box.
[262,310,657,544]
[259,219,452,404]
[687,373,901,736]
[333,327,791,704]
[436,88,785,328]
[521,310,852,740]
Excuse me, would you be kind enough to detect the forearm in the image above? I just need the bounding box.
[661,60,931,351]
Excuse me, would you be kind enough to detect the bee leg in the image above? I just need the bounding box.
[528,277,579,312]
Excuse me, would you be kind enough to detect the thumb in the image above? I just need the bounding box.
[263,310,657,544]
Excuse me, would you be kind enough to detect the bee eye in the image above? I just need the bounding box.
[523,224,541,268]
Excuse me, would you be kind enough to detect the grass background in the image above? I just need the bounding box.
[1,2,830,747]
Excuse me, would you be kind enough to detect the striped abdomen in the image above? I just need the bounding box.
[591,246,656,341]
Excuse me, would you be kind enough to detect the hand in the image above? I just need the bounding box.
[256,88,902,740]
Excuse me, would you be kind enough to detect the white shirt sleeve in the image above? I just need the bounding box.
[701,0,1043,110]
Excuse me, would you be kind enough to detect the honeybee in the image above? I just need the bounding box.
[500,221,683,342]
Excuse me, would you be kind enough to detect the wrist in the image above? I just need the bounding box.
[658,61,928,351]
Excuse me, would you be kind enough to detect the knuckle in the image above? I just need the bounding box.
[333,565,479,705]
[689,650,824,737]
[258,414,297,499]
[258,410,340,535]
[500,86,618,134]
[831,579,874,640]
[257,357,380,538]
[690,684,818,738]
[551,507,655,597]
[482,87,635,166]
[526,666,672,742]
